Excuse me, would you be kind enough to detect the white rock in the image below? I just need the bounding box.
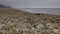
[37,32,42,34]
[46,23,51,26]
[16,28,19,32]
[49,26,53,28]
[23,32,26,34]
[0,24,5,27]
[37,24,44,29]
[20,28,29,31]
[46,23,53,28]
[35,31,37,34]
[31,27,35,31]
[22,28,29,31]
[8,21,11,23]
[12,18,19,21]
[53,29,59,33]
[8,23,14,26]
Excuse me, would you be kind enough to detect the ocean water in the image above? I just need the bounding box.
[19,8,60,15]
[0,5,60,15]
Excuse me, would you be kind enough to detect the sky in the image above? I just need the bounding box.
[0,0,60,8]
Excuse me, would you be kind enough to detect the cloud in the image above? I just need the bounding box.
[0,0,60,8]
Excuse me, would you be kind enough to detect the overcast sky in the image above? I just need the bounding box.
[0,0,60,8]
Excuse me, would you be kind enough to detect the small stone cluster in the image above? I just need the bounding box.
[0,13,60,34]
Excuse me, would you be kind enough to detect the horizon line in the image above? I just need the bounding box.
[12,6,60,8]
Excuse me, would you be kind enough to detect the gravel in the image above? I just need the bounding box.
[0,8,60,34]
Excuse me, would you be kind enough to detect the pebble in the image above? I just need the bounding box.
[53,29,59,33]
[0,24,5,27]
[37,24,44,29]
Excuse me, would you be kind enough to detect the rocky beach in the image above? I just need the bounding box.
[0,8,60,34]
